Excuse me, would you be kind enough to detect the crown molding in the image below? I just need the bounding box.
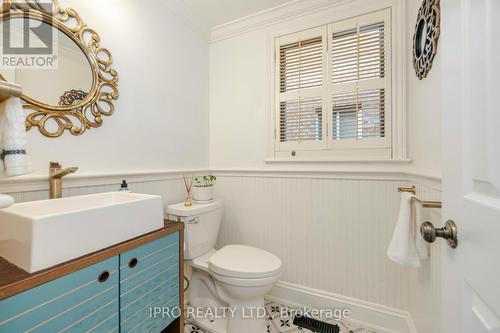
[210,0,355,43]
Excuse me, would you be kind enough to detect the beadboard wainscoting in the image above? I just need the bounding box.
[407,184,442,333]
[213,171,442,333]
[0,170,441,333]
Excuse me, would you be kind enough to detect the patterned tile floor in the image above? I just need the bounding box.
[184,300,377,333]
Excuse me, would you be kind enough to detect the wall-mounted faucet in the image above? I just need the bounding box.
[49,162,78,199]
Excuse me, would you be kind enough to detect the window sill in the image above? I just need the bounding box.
[264,158,412,164]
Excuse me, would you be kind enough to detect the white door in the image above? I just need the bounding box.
[441,0,500,333]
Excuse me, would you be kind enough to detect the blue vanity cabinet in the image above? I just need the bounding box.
[119,232,180,333]
[0,256,120,333]
[0,231,181,333]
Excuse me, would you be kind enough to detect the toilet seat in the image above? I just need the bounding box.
[209,245,282,279]
[210,270,281,287]
[191,249,216,271]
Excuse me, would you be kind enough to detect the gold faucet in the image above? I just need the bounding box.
[49,162,78,199]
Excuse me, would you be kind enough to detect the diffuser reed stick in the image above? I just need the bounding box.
[183,174,194,207]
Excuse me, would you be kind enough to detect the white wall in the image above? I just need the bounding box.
[209,0,441,178]
[405,1,443,332]
[214,174,440,332]
[0,0,443,331]
[16,0,210,177]
[407,185,442,333]
[209,0,443,331]
[215,175,409,309]
[406,0,442,179]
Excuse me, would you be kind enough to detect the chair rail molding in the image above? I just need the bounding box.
[0,168,440,194]
[0,169,210,193]
[211,169,441,191]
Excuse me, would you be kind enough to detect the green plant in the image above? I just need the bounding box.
[194,175,216,187]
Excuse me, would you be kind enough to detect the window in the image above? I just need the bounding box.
[277,27,326,151]
[274,10,393,160]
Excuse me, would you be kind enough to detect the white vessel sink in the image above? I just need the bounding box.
[0,192,164,273]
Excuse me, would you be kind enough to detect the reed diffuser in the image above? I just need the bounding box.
[183,174,194,207]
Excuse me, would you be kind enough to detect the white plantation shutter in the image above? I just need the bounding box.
[280,97,323,142]
[280,37,323,92]
[330,15,390,147]
[332,89,385,140]
[331,23,385,85]
[274,10,392,158]
[276,27,326,149]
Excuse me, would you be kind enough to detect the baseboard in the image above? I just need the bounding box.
[268,281,416,333]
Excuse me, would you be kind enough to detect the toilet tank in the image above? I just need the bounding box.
[167,200,223,259]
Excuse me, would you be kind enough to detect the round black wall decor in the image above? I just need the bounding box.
[413,0,441,80]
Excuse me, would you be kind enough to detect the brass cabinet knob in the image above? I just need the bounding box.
[420,220,458,249]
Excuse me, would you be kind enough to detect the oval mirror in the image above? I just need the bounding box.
[2,17,94,108]
[0,2,119,138]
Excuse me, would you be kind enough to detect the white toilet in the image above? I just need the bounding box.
[167,200,282,333]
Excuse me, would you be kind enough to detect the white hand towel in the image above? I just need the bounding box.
[387,192,422,267]
[414,200,429,261]
[0,97,32,177]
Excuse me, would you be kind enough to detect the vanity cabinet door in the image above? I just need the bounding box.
[119,232,180,333]
[0,256,120,333]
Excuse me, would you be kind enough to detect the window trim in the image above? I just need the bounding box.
[267,1,407,163]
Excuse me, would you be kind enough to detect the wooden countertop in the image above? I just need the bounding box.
[0,220,184,301]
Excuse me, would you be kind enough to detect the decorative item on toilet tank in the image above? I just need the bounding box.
[192,175,216,202]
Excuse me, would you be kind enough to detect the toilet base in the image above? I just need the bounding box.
[186,306,268,333]
[186,267,272,333]
[186,312,228,333]
[226,300,267,333]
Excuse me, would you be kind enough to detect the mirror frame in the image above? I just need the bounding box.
[412,0,440,80]
[0,0,119,137]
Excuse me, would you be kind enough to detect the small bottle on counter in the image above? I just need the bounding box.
[119,180,131,192]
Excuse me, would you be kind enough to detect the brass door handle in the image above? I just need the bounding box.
[420,220,458,249]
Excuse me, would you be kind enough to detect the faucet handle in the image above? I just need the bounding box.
[49,161,61,171]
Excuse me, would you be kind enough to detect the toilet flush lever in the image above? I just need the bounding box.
[187,217,199,224]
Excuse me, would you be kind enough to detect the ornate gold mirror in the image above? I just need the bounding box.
[0,0,119,137]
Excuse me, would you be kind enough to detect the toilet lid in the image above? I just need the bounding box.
[209,245,282,279]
